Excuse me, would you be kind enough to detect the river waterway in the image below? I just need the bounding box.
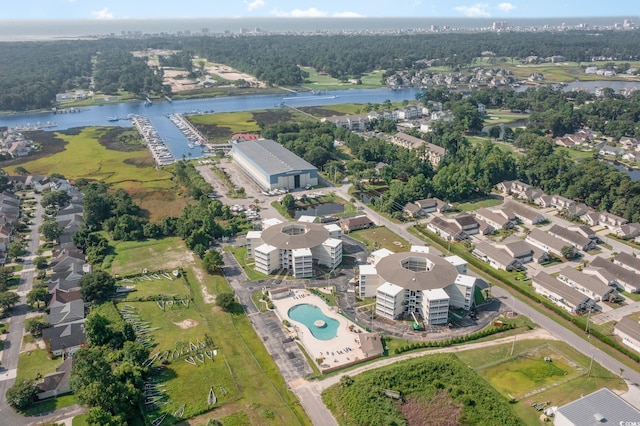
[2,80,640,160]
[0,88,421,159]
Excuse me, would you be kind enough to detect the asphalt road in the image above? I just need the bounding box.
[0,193,44,425]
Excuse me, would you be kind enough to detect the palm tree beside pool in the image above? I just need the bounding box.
[288,304,339,340]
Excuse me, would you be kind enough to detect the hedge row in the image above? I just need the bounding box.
[394,324,516,355]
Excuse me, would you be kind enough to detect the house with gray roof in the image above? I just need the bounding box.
[46,299,85,326]
[37,357,73,400]
[547,224,598,251]
[532,271,593,314]
[475,207,514,230]
[503,201,545,225]
[591,256,640,293]
[526,228,576,258]
[557,266,617,302]
[615,222,640,240]
[554,387,640,426]
[42,321,86,357]
[473,242,524,271]
[614,317,640,353]
[613,252,640,275]
[427,216,468,241]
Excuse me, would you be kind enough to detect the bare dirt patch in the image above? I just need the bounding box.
[192,266,216,304]
[398,391,462,426]
[174,319,199,329]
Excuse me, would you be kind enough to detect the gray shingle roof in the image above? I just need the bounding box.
[232,139,317,177]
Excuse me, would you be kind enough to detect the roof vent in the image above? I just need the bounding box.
[594,413,606,422]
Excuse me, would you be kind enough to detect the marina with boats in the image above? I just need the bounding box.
[131,115,175,166]
[167,113,208,149]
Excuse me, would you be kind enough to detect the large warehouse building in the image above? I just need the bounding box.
[246,218,343,278]
[358,247,480,325]
[231,139,318,191]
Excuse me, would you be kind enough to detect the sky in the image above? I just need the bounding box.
[0,1,637,20]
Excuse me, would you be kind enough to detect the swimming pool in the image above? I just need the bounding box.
[288,303,339,340]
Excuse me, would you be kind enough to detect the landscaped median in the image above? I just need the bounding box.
[410,224,640,367]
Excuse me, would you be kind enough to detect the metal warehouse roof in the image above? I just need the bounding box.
[555,388,640,426]
[232,139,317,176]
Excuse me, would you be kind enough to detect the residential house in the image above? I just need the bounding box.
[557,266,617,302]
[403,202,424,218]
[591,256,640,293]
[340,215,374,233]
[473,242,524,271]
[580,211,601,227]
[474,207,514,230]
[550,195,575,210]
[569,224,597,241]
[414,198,450,214]
[497,180,531,197]
[623,151,640,162]
[37,357,73,400]
[451,214,480,236]
[547,224,598,251]
[390,132,445,168]
[427,216,468,241]
[48,289,83,308]
[614,317,640,353]
[613,252,640,275]
[534,194,554,208]
[614,222,640,239]
[521,188,545,203]
[532,271,593,314]
[564,203,589,218]
[42,321,86,357]
[45,299,85,326]
[503,201,546,225]
[526,228,576,258]
[598,211,628,230]
[357,332,384,358]
[599,146,626,157]
[620,136,640,150]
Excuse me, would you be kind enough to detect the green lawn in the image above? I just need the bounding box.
[120,275,191,301]
[299,67,385,90]
[225,245,271,281]
[22,394,77,416]
[115,263,309,425]
[483,109,529,126]
[188,111,261,134]
[555,146,596,160]
[348,226,409,252]
[103,237,189,276]
[457,339,626,425]
[16,348,61,382]
[452,196,503,212]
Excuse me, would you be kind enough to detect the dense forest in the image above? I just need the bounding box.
[1,29,639,110]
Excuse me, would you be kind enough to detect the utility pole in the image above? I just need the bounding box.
[588,351,594,377]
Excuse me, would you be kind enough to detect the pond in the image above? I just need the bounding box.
[288,303,339,340]
[293,202,345,219]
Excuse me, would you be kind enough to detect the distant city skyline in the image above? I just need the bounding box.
[0,0,638,20]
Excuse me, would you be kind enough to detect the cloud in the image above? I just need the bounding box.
[91,8,114,20]
[454,3,491,17]
[332,11,365,18]
[271,8,363,18]
[497,2,515,12]
[245,0,265,11]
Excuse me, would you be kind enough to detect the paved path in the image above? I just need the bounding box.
[592,300,640,325]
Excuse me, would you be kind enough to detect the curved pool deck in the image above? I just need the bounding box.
[272,289,366,369]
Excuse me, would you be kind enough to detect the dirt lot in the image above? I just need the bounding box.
[205,64,266,88]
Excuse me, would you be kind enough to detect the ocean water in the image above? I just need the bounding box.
[0,17,636,40]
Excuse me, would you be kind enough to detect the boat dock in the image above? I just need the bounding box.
[132,115,175,166]
[167,113,208,149]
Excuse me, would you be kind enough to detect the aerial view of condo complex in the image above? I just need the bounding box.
[1,1,640,425]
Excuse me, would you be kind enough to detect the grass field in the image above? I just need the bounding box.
[103,237,309,425]
[452,196,503,212]
[299,67,385,90]
[225,245,271,281]
[8,127,183,221]
[554,146,596,160]
[456,339,626,425]
[484,109,529,126]
[16,348,61,382]
[104,237,194,276]
[348,226,409,252]
[120,275,191,301]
